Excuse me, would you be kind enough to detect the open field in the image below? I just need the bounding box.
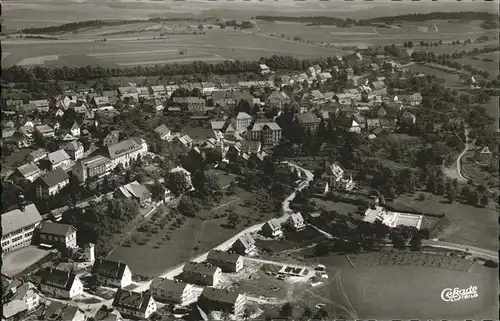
[314,264,498,320]
[3,0,497,31]
[1,31,341,68]
[2,246,52,276]
[309,198,360,216]
[394,192,498,251]
[454,51,500,79]
[406,63,462,86]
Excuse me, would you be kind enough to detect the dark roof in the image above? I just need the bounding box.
[238,141,261,154]
[41,268,77,291]
[183,261,219,276]
[295,113,320,124]
[200,288,240,305]
[92,258,128,279]
[39,222,76,237]
[207,250,241,265]
[112,289,153,313]
[151,278,188,296]
[43,301,82,321]
[181,127,215,141]
[39,168,69,187]
[154,124,171,137]
[107,138,142,159]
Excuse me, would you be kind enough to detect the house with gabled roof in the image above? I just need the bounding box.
[11,162,41,182]
[400,110,417,126]
[474,145,493,162]
[2,282,41,320]
[207,250,243,273]
[112,289,157,319]
[35,124,55,138]
[232,112,253,131]
[47,149,71,170]
[247,121,282,145]
[41,301,86,321]
[37,222,77,249]
[259,64,271,75]
[92,306,123,321]
[29,99,50,113]
[92,258,133,288]
[35,168,70,199]
[40,267,83,299]
[154,124,171,140]
[261,218,283,238]
[180,261,222,287]
[198,288,246,317]
[149,85,167,98]
[106,137,148,169]
[26,148,48,163]
[232,234,256,255]
[114,181,152,207]
[1,203,42,254]
[295,113,321,134]
[285,212,306,231]
[150,278,196,306]
[62,141,84,160]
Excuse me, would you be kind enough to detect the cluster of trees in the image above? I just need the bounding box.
[219,20,254,29]
[61,198,139,255]
[2,55,323,83]
[255,16,354,27]
[359,12,499,25]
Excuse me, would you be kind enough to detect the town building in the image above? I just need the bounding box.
[29,100,50,113]
[363,202,424,230]
[322,163,354,192]
[102,130,120,146]
[41,301,87,321]
[35,168,70,199]
[259,64,271,75]
[92,259,133,288]
[118,87,139,100]
[35,124,55,138]
[294,114,321,134]
[150,278,196,305]
[47,149,71,170]
[265,91,290,109]
[180,261,222,287]
[154,124,171,140]
[11,163,42,182]
[72,155,112,184]
[63,141,85,160]
[232,234,256,255]
[285,212,306,231]
[70,122,81,137]
[112,289,157,319]
[149,85,167,99]
[106,137,148,169]
[198,288,246,317]
[40,268,84,299]
[2,282,41,321]
[1,203,43,254]
[173,97,206,114]
[247,122,282,145]
[114,181,152,208]
[26,148,48,163]
[92,306,124,321]
[37,222,77,249]
[170,166,192,189]
[261,219,283,238]
[232,112,253,131]
[206,250,244,273]
[474,146,493,162]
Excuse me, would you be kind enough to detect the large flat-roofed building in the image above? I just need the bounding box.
[363,206,423,230]
[1,204,42,254]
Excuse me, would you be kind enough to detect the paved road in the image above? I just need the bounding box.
[423,240,498,261]
[455,127,470,183]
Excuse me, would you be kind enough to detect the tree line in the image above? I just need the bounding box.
[18,17,195,34]
[1,55,323,83]
[255,12,499,27]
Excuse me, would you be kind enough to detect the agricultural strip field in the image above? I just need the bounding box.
[255,20,498,47]
[1,32,342,68]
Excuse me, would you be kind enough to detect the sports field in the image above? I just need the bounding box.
[306,253,498,321]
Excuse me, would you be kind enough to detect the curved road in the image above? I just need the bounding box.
[455,127,470,183]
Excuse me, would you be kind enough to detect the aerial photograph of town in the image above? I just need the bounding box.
[1,0,499,320]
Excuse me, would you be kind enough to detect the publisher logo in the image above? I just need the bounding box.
[441,286,479,302]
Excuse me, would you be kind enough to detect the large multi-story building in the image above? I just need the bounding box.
[40,268,84,299]
[173,97,206,114]
[232,112,253,131]
[179,262,222,287]
[35,168,70,199]
[247,122,282,145]
[37,222,78,249]
[294,114,321,134]
[112,289,157,319]
[72,155,113,184]
[198,288,246,317]
[150,279,196,306]
[106,137,148,170]
[1,203,42,254]
[206,250,244,273]
[91,259,133,288]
